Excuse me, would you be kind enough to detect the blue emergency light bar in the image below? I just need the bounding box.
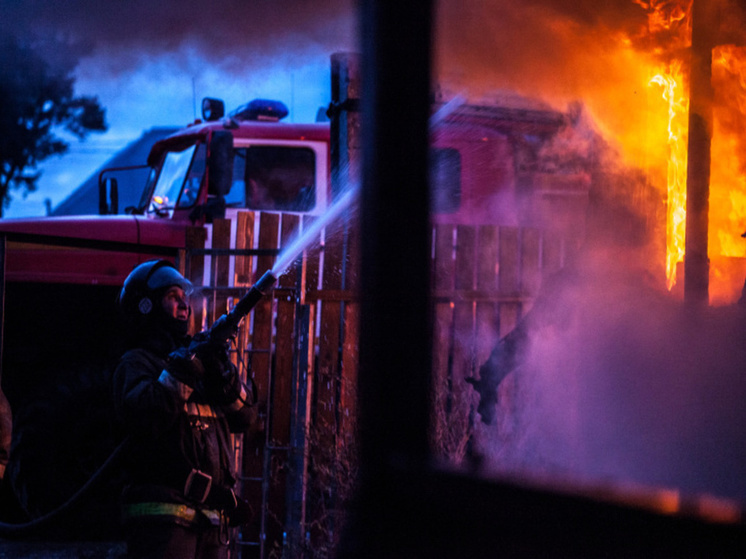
[201,97,289,123]
[230,99,289,122]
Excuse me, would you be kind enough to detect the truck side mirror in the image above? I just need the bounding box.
[202,98,225,121]
[98,177,119,215]
[208,131,233,197]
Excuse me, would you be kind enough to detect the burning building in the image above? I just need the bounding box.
[429,0,746,528]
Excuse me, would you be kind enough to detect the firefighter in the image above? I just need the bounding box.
[113,259,257,559]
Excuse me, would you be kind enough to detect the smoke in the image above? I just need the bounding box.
[473,226,746,502]
[0,0,356,130]
[435,0,647,97]
[0,0,356,73]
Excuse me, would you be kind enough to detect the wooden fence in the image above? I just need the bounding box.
[184,210,567,558]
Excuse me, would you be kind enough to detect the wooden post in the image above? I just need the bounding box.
[343,1,434,556]
[330,52,362,200]
[684,0,715,305]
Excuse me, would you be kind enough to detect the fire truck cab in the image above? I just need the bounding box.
[134,98,330,222]
[0,98,331,286]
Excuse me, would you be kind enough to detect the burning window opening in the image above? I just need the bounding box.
[642,1,746,302]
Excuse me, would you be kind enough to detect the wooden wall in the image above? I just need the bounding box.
[185,211,565,557]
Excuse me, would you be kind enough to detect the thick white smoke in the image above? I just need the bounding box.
[476,219,746,502]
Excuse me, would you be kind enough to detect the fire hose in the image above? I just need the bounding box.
[0,437,131,538]
[0,271,277,538]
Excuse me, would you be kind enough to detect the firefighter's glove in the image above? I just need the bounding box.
[228,495,253,527]
[206,483,253,527]
[202,363,249,407]
[190,335,231,380]
[206,314,239,346]
[165,347,205,388]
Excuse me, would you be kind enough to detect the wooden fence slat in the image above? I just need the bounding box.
[251,212,285,554]
[315,217,344,430]
[498,227,522,336]
[269,203,302,450]
[302,216,321,303]
[476,225,500,370]
[477,225,499,291]
[339,219,360,437]
[306,221,346,552]
[431,301,454,449]
[273,298,295,443]
[433,224,455,291]
[543,233,564,277]
[211,218,232,320]
[453,225,477,384]
[522,228,542,295]
[451,302,474,385]
[212,218,232,287]
[498,303,521,338]
[235,210,255,287]
[249,213,279,409]
[499,227,520,294]
[431,221,457,452]
[339,301,359,436]
[185,226,207,333]
[343,219,360,291]
[455,226,476,291]
[279,214,301,288]
[257,213,280,281]
[233,212,255,382]
[431,223,455,394]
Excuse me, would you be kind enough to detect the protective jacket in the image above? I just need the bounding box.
[112,328,256,530]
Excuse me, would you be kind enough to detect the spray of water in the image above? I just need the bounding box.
[271,185,359,277]
[431,94,466,127]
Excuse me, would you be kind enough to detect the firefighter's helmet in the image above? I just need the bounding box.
[118,259,192,319]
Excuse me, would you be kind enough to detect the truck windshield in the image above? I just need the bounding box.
[226,146,316,212]
[148,144,205,216]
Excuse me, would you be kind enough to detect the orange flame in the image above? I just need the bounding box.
[642,3,746,302]
[633,0,689,35]
[707,44,746,304]
[712,45,746,258]
[650,60,689,290]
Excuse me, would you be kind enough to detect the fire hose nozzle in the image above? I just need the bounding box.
[226,270,278,324]
[253,269,278,294]
[206,270,278,343]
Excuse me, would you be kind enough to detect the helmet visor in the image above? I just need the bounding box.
[146,265,193,295]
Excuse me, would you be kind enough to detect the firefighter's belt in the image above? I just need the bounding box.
[124,502,221,526]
